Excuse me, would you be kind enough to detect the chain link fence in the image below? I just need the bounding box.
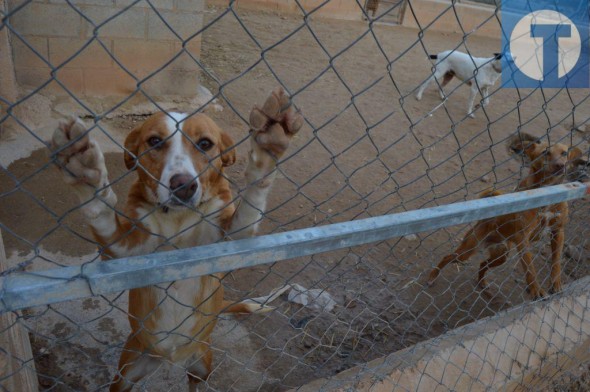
[1,0,590,390]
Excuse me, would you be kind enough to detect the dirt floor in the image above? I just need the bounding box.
[1,5,590,392]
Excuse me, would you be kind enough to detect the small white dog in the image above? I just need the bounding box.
[415,50,503,118]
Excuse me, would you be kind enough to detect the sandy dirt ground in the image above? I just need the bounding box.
[1,5,590,391]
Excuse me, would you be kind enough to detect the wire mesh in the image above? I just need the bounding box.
[1,0,590,391]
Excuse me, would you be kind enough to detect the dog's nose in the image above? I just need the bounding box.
[170,174,198,202]
[552,162,566,174]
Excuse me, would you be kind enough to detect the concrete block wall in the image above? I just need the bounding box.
[0,0,19,132]
[208,0,364,21]
[6,0,205,97]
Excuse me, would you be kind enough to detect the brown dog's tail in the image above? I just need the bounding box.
[429,54,438,60]
[479,189,503,198]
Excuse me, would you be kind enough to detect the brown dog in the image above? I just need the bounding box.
[51,88,302,391]
[427,133,587,299]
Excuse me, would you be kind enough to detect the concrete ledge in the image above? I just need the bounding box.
[296,276,590,391]
[402,0,500,38]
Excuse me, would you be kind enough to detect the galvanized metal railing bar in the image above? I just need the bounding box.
[0,182,588,313]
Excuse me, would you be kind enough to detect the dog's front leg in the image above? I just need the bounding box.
[52,119,155,255]
[51,118,118,235]
[228,87,303,240]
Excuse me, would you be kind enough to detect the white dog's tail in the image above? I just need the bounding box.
[222,300,274,314]
[429,54,438,60]
[221,285,292,315]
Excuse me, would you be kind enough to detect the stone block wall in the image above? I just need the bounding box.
[5,0,204,97]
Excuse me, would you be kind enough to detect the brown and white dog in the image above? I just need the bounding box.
[415,50,503,118]
[427,133,587,299]
[50,88,302,391]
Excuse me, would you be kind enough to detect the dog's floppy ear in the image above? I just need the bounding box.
[568,146,589,166]
[124,125,142,171]
[219,131,236,167]
[567,146,590,182]
[508,132,542,162]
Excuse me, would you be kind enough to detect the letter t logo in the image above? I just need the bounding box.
[530,24,572,83]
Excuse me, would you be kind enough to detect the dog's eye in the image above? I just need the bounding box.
[197,138,214,152]
[562,151,568,157]
[148,136,163,147]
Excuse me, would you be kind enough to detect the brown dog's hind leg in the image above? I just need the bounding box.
[427,228,479,286]
[477,244,508,290]
[110,334,160,392]
[549,228,565,294]
[186,346,212,392]
[514,234,546,299]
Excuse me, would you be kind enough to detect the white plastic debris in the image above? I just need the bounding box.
[287,284,337,312]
